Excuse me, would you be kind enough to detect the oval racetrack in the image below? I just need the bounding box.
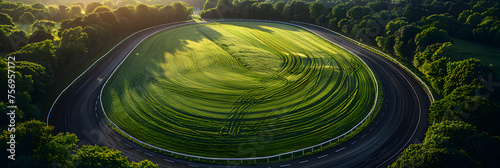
[48,20,430,168]
[100,22,378,158]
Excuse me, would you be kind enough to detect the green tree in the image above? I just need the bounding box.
[16,91,41,121]
[0,120,157,167]
[393,25,420,61]
[0,58,38,120]
[430,85,482,123]
[0,102,7,128]
[443,58,489,95]
[392,121,500,167]
[2,28,27,51]
[309,2,326,21]
[0,120,53,158]
[82,13,102,27]
[0,61,36,117]
[54,5,70,21]
[35,133,78,167]
[5,155,37,168]
[427,57,450,91]
[0,13,14,25]
[415,27,450,51]
[385,19,408,36]
[103,0,115,9]
[430,84,500,135]
[85,2,104,14]
[425,121,500,166]
[19,12,35,25]
[0,59,9,102]
[58,26,89,67]
[400,5,429,22]
[331,4,347,19]
[93,6,112,13]
[30,20,56,33]
[419,14,457,34]
[72,145,158,168]
[413,42,454,92]
[282,4,291,21]
[28,30,53,44]
[9,39,57,71]
[114,6,134,20]
[116,0,138,7]
[70,1,85,10]
[69,5,84,18]
[472,27,487,41]
[376,35,395,53]
[338,18,352,34]
[290,0,310,22]
[135,4,152,27]
[203,0,217,10]
[457,10,472,23]
[57,40,87,68]
[390,143,478,168]
[129,160,158,168]
[346,6,372,20]
[366,0,389,12]
[98,11,119,25]
[257,3,274,20]
[172,2,193,21]
[17,61,53,106]
[31,3,45,10]
[466,12,483,27]
[273,1,285,20]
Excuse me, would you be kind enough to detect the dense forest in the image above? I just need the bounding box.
[4,0,207,9]
[1,0,499,167]
[0,0,193,167]
[0,0,193,123]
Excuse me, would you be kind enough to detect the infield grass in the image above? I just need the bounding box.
[102,22,377,158]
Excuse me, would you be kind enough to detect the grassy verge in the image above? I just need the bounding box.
[102,22,378,158]
[451,37,500,75]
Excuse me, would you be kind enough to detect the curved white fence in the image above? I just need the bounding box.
[289,21,435,102]
[98,19,380,163]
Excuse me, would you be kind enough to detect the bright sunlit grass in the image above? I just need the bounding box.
[102,22,377,158]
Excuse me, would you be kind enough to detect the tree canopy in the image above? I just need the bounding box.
[19,12,35,25]
[0,13,14,25]
[347,6,372,21]
[415,27,451,51]
[93,6,112,13]
[85,2,104,14]
[392,121,500,167]
[0,120,158,168]
[1,0,499,167]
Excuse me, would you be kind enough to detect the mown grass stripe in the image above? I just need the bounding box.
[102,22,376,157]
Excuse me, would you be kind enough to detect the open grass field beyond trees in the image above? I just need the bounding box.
[101,22,377,158]
[451,38,500,75]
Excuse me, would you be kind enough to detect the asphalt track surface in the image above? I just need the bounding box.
[48,20,430,168]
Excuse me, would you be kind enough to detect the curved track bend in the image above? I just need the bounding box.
[48,21,430,168]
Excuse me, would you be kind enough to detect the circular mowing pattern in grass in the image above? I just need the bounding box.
[102,22,377,158]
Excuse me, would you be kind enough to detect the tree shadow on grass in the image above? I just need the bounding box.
[220,21,302,33]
